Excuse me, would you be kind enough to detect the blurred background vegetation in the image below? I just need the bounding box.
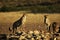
[0,0,60,13]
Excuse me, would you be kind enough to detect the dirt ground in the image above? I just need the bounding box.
[0,11,60,34]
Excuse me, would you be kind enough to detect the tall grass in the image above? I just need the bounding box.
[0,5,60,13]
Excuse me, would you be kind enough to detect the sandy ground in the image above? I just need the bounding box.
[0,11,60,34]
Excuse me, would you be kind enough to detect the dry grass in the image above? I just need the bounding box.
[0,11,60,34]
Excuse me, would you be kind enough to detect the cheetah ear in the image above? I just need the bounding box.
[44,15,48,17]
[23,13,25,15]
